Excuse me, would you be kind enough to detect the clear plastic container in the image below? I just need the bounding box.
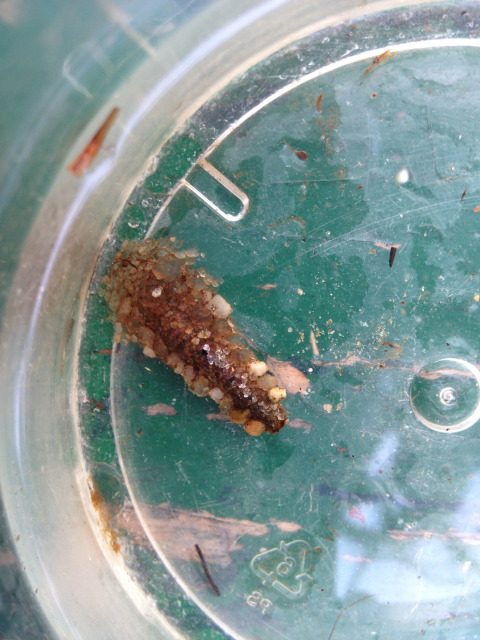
[1,2,480,639]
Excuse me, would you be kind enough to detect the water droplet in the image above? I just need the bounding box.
[409,357,480,433]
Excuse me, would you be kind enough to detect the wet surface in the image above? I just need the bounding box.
[79,9,480,640]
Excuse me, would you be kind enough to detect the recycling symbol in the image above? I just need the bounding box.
[250,539,316,600]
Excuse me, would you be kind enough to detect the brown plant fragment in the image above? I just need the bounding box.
[294,149,308,161]
[69,107,119,176]
[256,283,277,291]
[194,544,221,596]
[266,356,310,395]
[363,49,396,76]
[315,93,324,112]
[388,246,397,268]
[144,402,177,416]
[115,502,300,566]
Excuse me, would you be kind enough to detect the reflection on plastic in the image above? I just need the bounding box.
[335,445,480,607]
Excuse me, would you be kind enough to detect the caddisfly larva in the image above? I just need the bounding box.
[104,239,288,435]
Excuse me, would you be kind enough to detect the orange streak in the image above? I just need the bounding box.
[68,107,119,176]
[315,93,324,112]
[363,50,396,76]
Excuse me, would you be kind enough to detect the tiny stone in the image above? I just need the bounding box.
[244,420,266,436]
[268,387,287,402]
[229,408,250,424]
[249,360,268,377]
[209,294,232,319]
[209,387,224,402]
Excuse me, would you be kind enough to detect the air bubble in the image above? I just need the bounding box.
[409,357,480,433]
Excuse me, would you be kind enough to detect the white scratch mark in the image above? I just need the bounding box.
[98,0,158,59]
[62,60,93,99]
[308,483,315,513]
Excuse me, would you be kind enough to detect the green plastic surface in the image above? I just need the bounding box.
[78,6,480,640]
